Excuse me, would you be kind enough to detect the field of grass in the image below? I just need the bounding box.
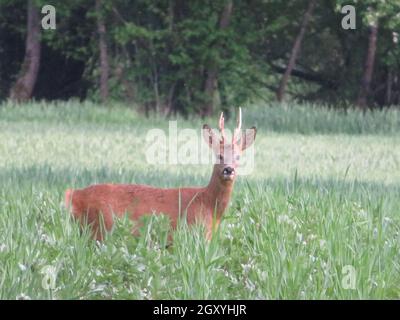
[0,101,399,299]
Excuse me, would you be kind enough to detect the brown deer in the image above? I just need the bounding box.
[65,108,256,241]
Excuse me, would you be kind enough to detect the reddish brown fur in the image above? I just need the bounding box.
[65,110,256,241]
[65,167,233,240]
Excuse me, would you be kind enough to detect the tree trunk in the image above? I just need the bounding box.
[203,69,219,117]
[9,0,41,102]
[165,81,177,117]
[276,0,316,102]
[202,1,233,117]
[385,68,393,106]
[168,0,174,31]
[96,0,109,103]
[395,74,399,105]
[357,22,379,110]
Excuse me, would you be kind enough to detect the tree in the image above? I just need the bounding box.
[1,0,399,111]
[202,0,233,117]
[353,0,400,108]
[356,20,378,109]
[9,0,41,102]
[95,0,109,103]
[276,0,316,102]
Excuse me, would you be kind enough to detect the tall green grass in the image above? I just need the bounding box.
[1,100,400,134]
[0,101,399,299]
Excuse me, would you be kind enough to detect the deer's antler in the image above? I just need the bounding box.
[219,112,226,142]
[232,107,242,144]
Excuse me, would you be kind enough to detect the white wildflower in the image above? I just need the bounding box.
[140,287,151,299]
[308,234,317,241]
[295,232,303,244]
[40,233,55,245]
[95,284,107,292]
[245,279,256,292]
[383,217,392,229]
[89,280,96,290]
[277,214,289,223]
[95,269,102,276]
[278,214,297,229]
[357,209,368,219]
[384,240,390,248]
[241,259,255,274]
[258,271,267,281]
[227,223,235,230]
[137,264,146,272]
[18,263,27,271]
[16,293,31,300]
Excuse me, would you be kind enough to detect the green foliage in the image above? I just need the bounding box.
[1,1,400,109]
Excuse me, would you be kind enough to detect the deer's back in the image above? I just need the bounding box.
[65,183,208,228]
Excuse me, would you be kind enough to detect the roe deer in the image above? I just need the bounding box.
[65,108,256,241]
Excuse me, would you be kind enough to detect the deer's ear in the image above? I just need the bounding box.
[241,126,257,151]
[203,124,219,151]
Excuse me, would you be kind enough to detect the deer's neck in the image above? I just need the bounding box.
[203,165,235,217]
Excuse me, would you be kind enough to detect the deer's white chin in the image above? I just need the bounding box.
[222,174,235,181]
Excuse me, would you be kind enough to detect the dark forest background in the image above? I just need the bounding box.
[1,0,399,116]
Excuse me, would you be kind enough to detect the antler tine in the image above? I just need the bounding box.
[219,111,225,141]
[233,107,242,144]
[237,107,242,132]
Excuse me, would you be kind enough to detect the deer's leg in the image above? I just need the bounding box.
[131,220,143,237]
[205,216,221,240]
[131,214,175,247]
[86,208,114,241]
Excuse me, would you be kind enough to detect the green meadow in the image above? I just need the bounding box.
[0,101,399,299]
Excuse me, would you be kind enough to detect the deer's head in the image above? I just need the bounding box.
[203,108,256,183]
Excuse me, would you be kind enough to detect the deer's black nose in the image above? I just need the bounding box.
[223,167,235,175]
